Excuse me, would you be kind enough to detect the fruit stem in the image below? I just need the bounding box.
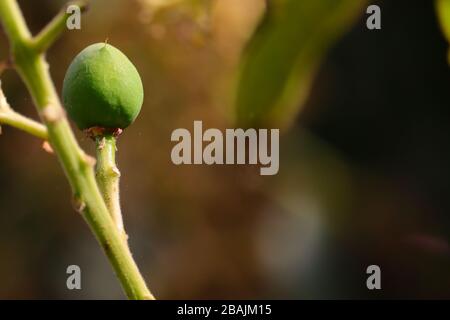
[95,134,126,237]
[0,0,154,300]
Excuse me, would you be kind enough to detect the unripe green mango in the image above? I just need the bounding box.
[62,43,144,130]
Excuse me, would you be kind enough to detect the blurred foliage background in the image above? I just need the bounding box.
[0,0,450,299]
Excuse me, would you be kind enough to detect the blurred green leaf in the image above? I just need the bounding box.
[140,0,211,23]
[234,0,367,128]
[436,0,450,63]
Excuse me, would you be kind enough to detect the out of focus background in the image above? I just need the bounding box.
[0,0,450,299]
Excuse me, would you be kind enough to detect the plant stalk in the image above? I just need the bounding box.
[95,134,125,236]
[0,0,154,300]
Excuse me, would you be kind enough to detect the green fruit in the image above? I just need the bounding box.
[62,43,144,130]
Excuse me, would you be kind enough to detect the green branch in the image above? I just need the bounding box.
[0,83,48,139]
[32,1,89,53]
[0,0,31,44]
[436,0,450,64]
[0,0,154,300]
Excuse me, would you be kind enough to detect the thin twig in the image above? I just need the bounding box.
[32,0,89,53]
[0,82,48,139]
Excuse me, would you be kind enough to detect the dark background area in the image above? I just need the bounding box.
[302,0,450,298]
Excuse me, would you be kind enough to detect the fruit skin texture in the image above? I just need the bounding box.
[62,43,144,130]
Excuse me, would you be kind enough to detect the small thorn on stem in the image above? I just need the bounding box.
[72,196,86,214]
[112,166,121,177]
[98,136,106,150]
[84,153,97,167]
[113,128,123,138]
[42,141,54,154]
